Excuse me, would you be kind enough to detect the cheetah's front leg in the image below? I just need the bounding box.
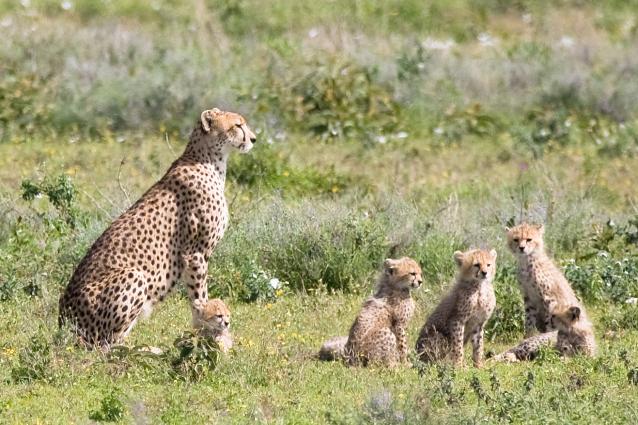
[393,321,409,364]
[449,319,465,367]
[524,296,539,337]
[181,253,209,320]
[471,324,485,368]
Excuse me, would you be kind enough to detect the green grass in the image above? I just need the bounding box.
[2,0,638,423]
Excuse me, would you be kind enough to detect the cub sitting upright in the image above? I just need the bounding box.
[318,257,423,367]
[59,108,256,349]
[506,223,580,336]
[415,248,497,368]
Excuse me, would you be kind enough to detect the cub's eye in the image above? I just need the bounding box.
[526,238,532,242]
[487,263,491,267]
[410,272,417,276]
[473,263,480,268]
[513,238,519,242]
[235,123,242,128]
[216,314,223,318]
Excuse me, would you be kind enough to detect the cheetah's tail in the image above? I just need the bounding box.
[318,336,348,361]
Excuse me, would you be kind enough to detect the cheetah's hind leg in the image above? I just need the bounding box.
[92,268,150,347]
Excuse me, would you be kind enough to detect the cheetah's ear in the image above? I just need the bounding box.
[504,226,511,233]
[569,306,581,321]
[535,224,545,234]
[453,251,465,267]
[489,249,498,260]
[200,108,222,133]
[383,258,397,275]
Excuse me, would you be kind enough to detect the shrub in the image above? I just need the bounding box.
[227,143,360,197]
[564,254,638,304]
[11,336,53,384]
[89,390,125,422]
[170,331,221,382]
[245,59,401,143]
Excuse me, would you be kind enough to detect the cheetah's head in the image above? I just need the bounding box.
[382,257,423,291]
[200,108,256,154]
[550,304,583,333]
[454,248,497,283]
[196,298,231,333]
[506,223,544,256]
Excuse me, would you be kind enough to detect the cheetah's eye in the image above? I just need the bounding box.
[410,272,417,276]
[473,263,480,269]
[487,263,491,267]
[216,314,223,319]
[513,238,519,243]
[235,123,242,128]
[526,238,532,242]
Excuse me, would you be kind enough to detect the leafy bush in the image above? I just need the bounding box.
[246,59,401,143]
[89,390,125,422]
[564,254,638,304]
[170,331,221,382]
[228,143,360,197]
[601,305,638,332]
[21,174,80,228]
[11,336,53,383]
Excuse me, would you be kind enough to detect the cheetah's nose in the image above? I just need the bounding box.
[224,321,230,327]
[250,135,256,143]
[480,271,488,277]
[519,246,525,252]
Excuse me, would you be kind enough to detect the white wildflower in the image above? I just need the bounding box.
[423,37,455,51]
[268,278,281,290]
[61,1,73,10]
[626,297,638,305]
[308,28,319,39]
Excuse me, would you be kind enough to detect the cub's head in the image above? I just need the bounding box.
[197,298,231,333]
[199,108,256,153]
[550,304,583,333]
[506,223,544,256]
[454,248,497,283]
[382,257,423,291]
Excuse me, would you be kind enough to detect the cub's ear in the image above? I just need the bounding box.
[383,258,398,275]
[569,306,581,321]
[200,108,222,133]
[504,226,511,233]
[453,251,465,267]
[535,224,545,234]
[489,249,497,260]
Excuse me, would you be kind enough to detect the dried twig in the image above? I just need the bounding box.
[117,158,132,206]
[164,132,176,157]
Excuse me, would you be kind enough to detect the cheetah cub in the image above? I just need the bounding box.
[416,248,497,368]
[506,223,581,336]
[493,303,596,362]
[192,298,233,353]
[319,257,423,367]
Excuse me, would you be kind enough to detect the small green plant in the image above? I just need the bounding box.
[170,331,221,381]
[21,174,79,227]
[89,390,125,422]
[485,263,524,341]
[11,336,52,384]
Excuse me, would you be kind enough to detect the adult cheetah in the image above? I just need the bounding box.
[319,257,423,368]
[59,108,256,348]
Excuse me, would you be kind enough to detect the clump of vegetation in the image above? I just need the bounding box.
[10,336,53,384]
[21,174,80,227]
[248,59,401,143]
[170,331,221,382]
[89,390,126,422]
